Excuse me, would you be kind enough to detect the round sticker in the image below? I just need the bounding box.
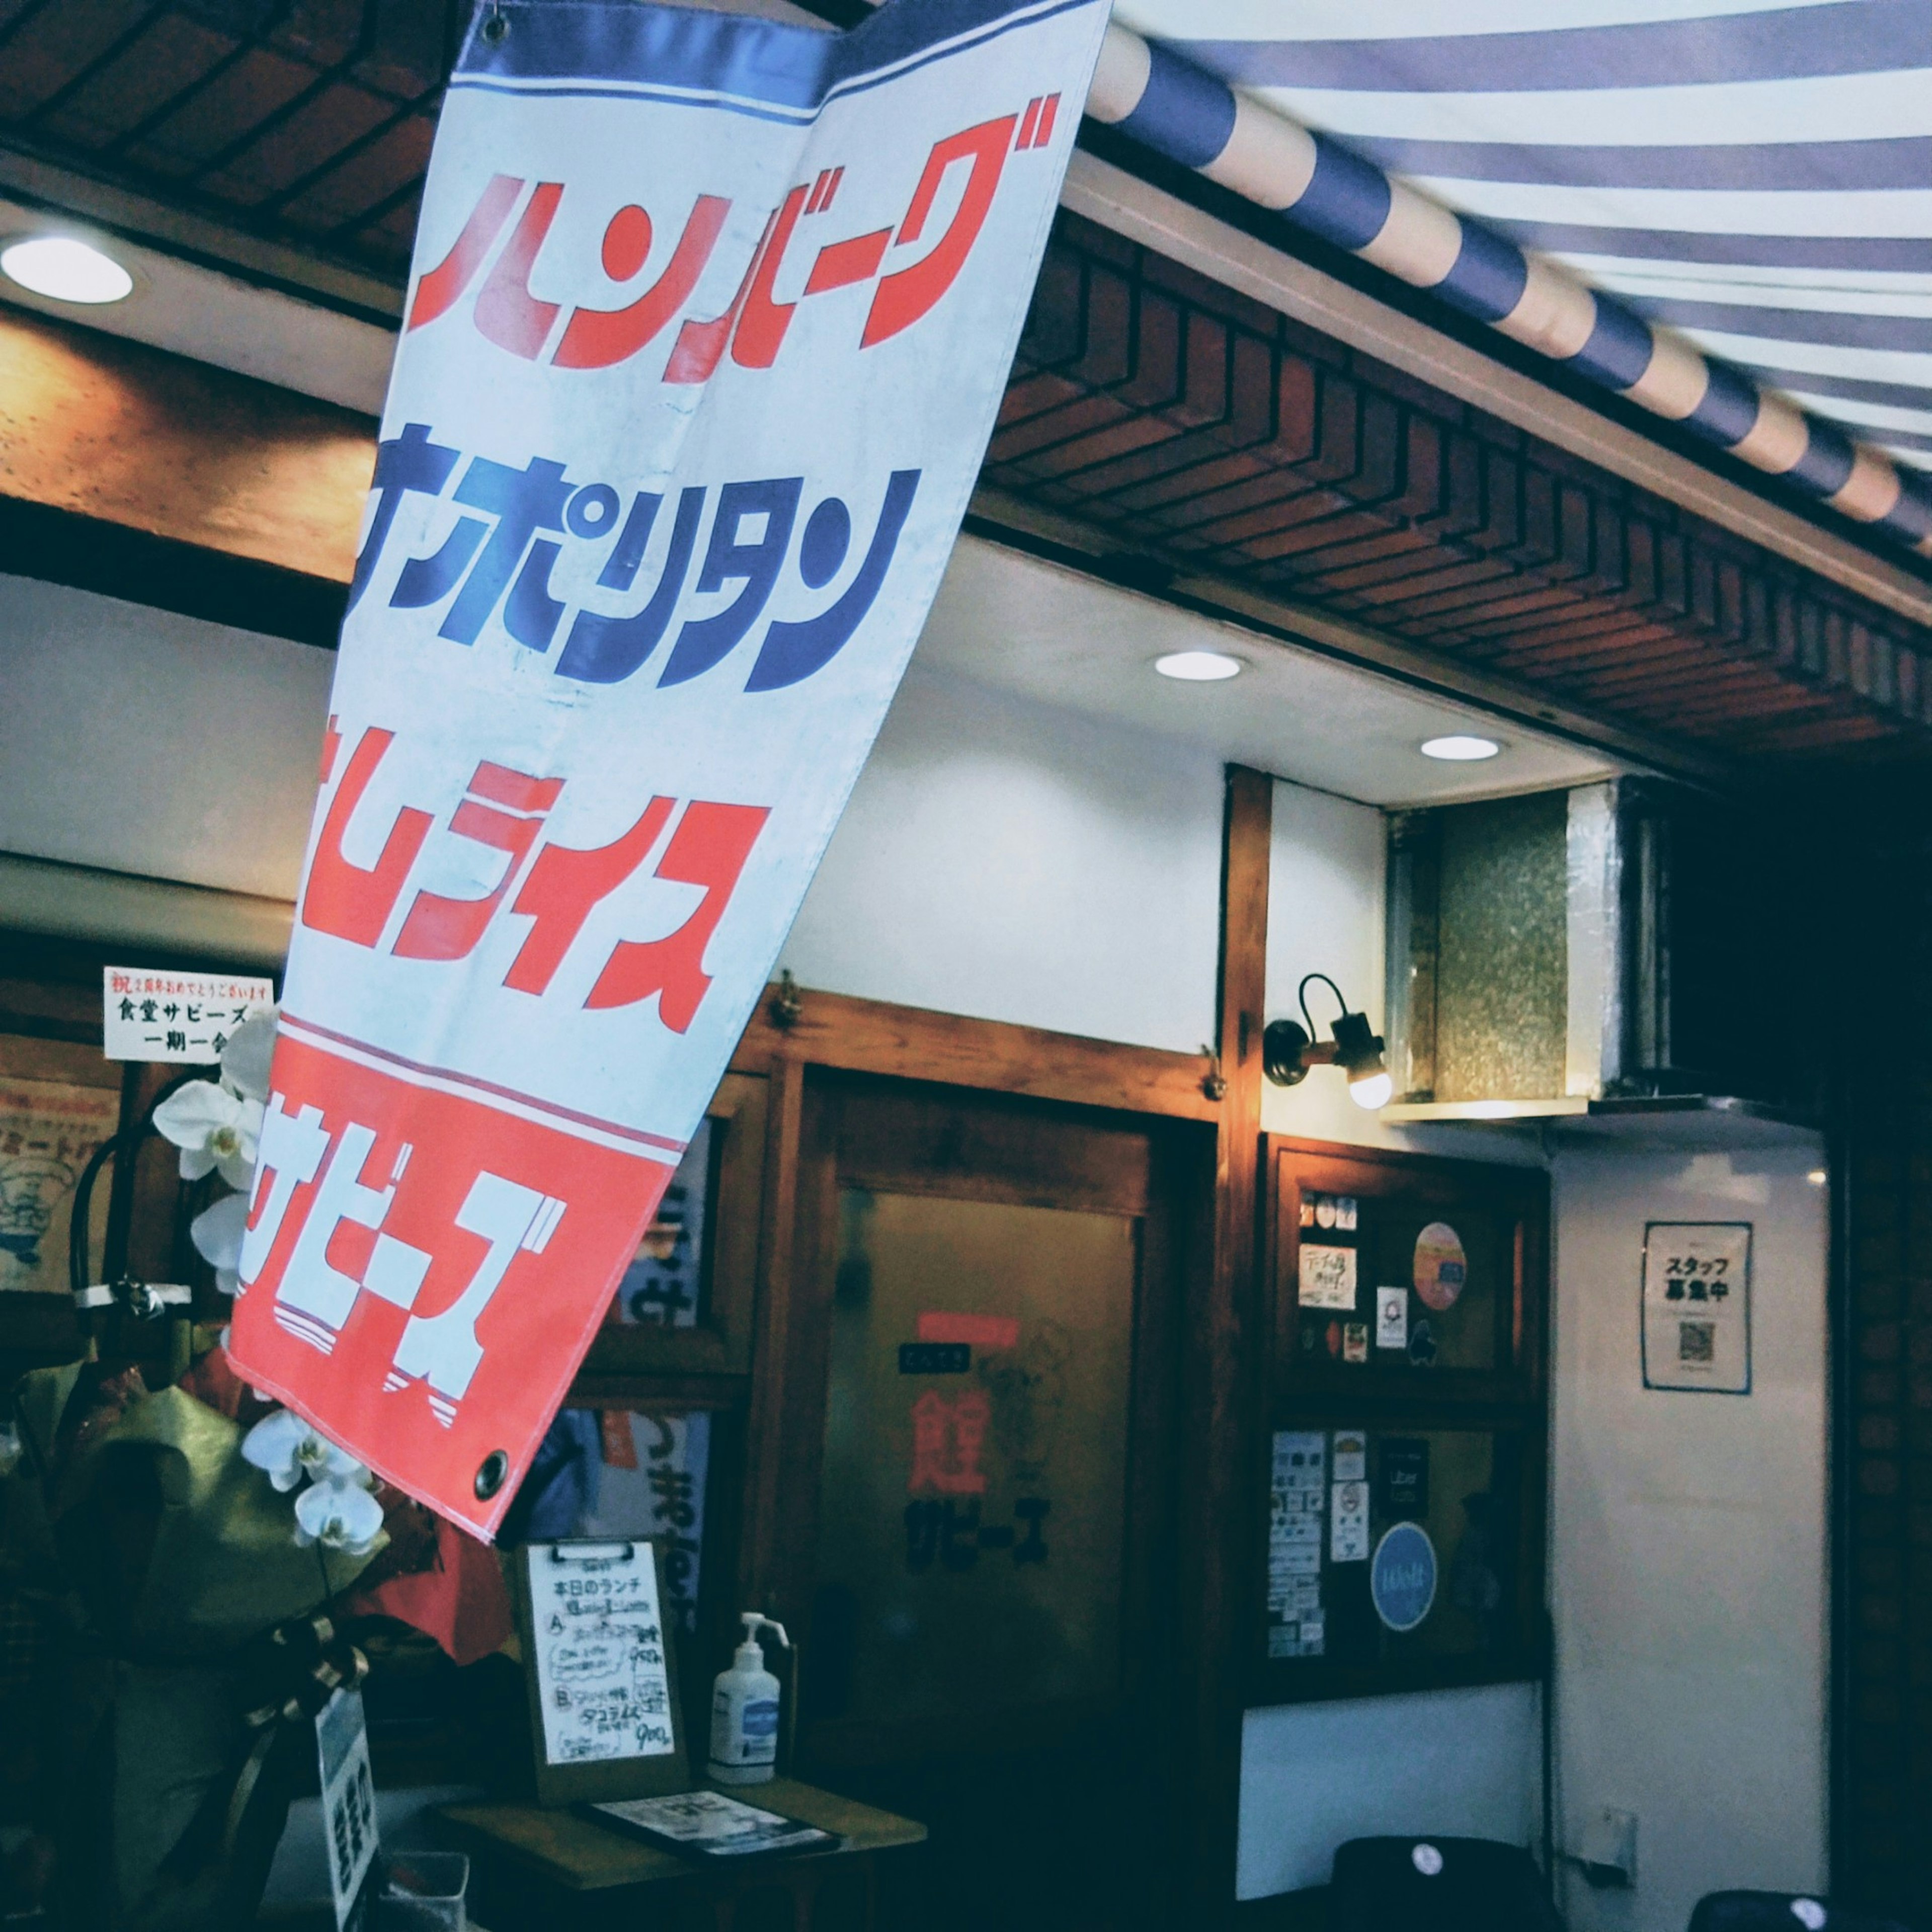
[1371,1521,1438,1633]
[1411,1844,1444,1878]
[1413,1222,1467,1312]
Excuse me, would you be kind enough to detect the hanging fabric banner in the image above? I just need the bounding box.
[225,0,1110,1535]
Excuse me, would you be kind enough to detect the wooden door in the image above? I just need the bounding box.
[768,1072,1191,1932]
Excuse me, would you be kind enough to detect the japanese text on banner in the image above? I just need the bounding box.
[225,0,1110,1535]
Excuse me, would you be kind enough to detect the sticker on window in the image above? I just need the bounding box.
[1299,1243,1357,1310]
[1413,1223,1467,1312]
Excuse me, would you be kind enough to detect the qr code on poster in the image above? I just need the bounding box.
[1678,1321,1716,1364]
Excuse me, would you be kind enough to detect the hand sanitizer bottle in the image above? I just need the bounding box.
[709,1613,788,1785]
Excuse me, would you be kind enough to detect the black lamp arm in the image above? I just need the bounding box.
[1297,971,1353,1037]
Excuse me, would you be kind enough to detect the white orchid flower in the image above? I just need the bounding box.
[241,1408,372,1494]
[293,1477,385,1557]
[190,1191,250,1295]
[152,1080,263,1190]
[220,1007,278,1105]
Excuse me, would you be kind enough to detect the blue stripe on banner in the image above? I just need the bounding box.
[1620,299,1932,356]
[1737,367,1932,415]
[446,76,815,124]
[1881,474,1932,542]
[460,0,1085,110]
[1687,361,1767,447]
[1436,222,1529,324]
[1344,135,1932,196]
[1483,223,1932,273]
[1567,298,1656,392]
[1167,1,1932,93]
[1118,39,1238,170]
[463,1,828,103]
[1295,133,1394,252]
[1785,419,1860,498]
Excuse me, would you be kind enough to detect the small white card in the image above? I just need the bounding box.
[1642,1222,1751,1394]
[1299,1243,1357,1309]
[1331,1430,1367,1483]
[103,968,273,1064]
[1376,1285,1409,1349]
[315,1687,377,1931]
[1331,1481,1370,1562]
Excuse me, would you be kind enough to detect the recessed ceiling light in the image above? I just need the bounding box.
[2,234,134,305]
[1154,649,1243,682]
[1419,733,1501,762]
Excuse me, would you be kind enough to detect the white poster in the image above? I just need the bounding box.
[1375,1284,1408,1350]
[1642,1221,1752,1394]
[225,0,1111,1534]
[103,968,274,1064]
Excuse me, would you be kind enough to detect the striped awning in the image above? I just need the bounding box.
[1103,0,1932,559]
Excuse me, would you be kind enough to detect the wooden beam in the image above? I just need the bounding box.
[730,981,1222,1122]
[0,305,372,585]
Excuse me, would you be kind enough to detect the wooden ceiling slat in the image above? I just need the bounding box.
[1002,217,1932,760]
[1481,627,1696,678]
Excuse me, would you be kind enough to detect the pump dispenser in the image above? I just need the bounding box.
[708,1613,789,1785]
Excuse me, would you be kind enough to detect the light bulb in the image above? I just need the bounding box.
[2,234,133,304]
[1348,1070,1393,1110]
[1154,649,1243,682]
[1419,734,1500,762]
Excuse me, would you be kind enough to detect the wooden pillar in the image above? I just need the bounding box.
[1188,764,1272,1913]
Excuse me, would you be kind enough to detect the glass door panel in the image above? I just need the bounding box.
[811,1188,1138,1734]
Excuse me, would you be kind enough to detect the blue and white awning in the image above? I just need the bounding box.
[1096,1,1932,560]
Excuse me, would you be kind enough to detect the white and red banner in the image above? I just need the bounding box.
[225,0,1109,1535]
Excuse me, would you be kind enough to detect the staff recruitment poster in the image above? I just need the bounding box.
[225,0,1111,1535]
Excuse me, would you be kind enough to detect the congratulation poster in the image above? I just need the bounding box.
[225,0,1109,1534]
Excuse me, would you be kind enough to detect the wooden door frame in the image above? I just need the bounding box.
[771,1068,1188,1768]
[723,764,1274,1920]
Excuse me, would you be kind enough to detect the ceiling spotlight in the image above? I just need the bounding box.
[1154,649,1243,682]
[1262,974,1391,1110]
[1420,733,1500,762]
[1,234,133,304]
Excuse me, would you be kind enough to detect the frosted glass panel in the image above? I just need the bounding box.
[813,1189,1137,1728]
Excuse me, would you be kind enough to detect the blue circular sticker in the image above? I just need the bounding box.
[1371,1521,1437,1633]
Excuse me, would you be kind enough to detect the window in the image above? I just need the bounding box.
[1257,1138,1548,1700]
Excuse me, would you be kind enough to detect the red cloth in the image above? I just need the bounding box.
[346,1510,514,1666]
[176,1343,249,1419]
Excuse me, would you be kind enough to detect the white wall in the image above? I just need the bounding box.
[1239,1685,1541,1898]
[1550,1143,1829,1932]
[0,572,330,901]
[778,658,1225,1055]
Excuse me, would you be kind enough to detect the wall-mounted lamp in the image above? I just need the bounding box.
[1263,975,1393,1110]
